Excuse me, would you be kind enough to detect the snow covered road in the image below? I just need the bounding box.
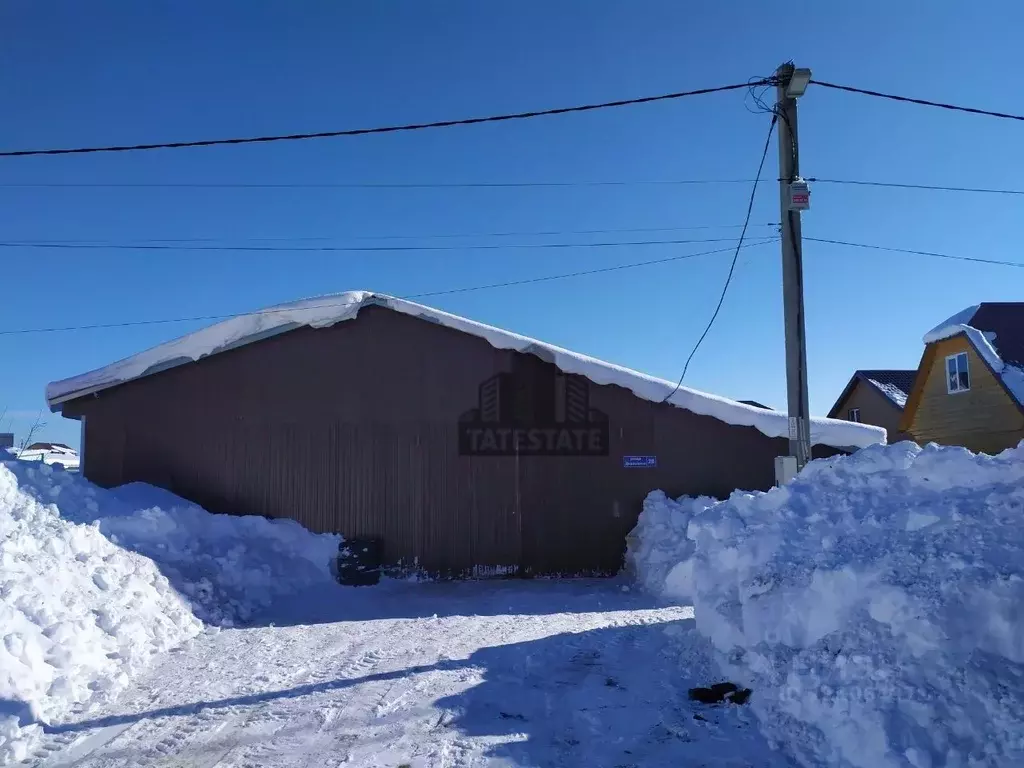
[32,580,786,768]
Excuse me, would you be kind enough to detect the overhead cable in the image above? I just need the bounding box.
[0,235,778,254]
[810,80,1024,122]
[10,177,1021,196]
[0,222,778,245]
[810,178,1024,196]
[804,236,1024,268]
[0,240,777,336]
[0,179,755,188]
[662,113,778,401]
[0,81,767,158]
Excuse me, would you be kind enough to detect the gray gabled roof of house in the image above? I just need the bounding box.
[828,369,918,417]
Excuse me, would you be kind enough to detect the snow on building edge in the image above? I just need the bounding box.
[47,291,883,450]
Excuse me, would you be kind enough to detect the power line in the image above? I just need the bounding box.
[1,223,780,245]
[8,177,1022,196]
[0,240,777,336]
[0,179,756,188]
[810,178,1024,196]
[663,114,778,401]
[5,235,1018,337]
[804,236,1024,268]
[0,81,767,158]
[0,235,779,254]
[810,80,1024,122]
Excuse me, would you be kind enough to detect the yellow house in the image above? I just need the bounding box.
[900,303,1024,454]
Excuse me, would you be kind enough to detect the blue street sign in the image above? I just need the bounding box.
[623,455,657,468]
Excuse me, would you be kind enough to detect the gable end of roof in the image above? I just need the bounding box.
[900,329,1024,432]
[828,369,916,417]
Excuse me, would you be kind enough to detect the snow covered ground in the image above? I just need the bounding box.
[30,581,784,768]
[4,459,788,767]
[629,441,1024,768]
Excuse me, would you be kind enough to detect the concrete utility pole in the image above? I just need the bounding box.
[775,63,813,479]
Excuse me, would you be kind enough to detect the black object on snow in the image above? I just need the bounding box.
[336,538,382,586]
[687,682,752,705]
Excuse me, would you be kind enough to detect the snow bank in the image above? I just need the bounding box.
[46,291,884,450]
[0,462,201,763]
[6,468,342,627]
[105,483,341,626]
[628,441,1024,768]
[624,490,714,600]
[0,461,342,763]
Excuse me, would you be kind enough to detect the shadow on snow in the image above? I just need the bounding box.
[431,618,782,767]
[46,614,786,767]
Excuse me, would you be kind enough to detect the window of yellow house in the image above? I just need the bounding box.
[946,352,970,394]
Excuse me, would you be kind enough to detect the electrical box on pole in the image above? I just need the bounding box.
[788,178,811,211]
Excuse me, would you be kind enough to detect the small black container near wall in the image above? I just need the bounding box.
[337,538,382,586]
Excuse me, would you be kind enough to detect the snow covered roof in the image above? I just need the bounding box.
[14,446,80,468]
[828,369,916,421]
[25,442,74,452]
[47,291,884,449]
[922,303,1024,407]
[862,370,916,409]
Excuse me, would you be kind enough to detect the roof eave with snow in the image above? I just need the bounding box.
[46,291,885,450]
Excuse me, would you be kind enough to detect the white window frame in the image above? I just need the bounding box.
[848,407,861,423]
[945,352,971,394]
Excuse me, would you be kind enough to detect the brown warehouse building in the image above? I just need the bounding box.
[47,292,883,576]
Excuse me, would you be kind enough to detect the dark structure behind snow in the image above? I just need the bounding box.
[53,303,851,577]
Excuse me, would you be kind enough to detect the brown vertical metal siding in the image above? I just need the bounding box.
[64,306,838,575]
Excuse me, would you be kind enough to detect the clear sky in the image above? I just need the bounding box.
[1,2,1022,447]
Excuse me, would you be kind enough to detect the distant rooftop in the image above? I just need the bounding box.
[859,370,917,409]
[828,369,917,417]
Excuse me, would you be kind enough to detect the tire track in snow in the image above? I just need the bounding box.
[38,582,772,768]
[38,617,413,767]
[207,616,436,767]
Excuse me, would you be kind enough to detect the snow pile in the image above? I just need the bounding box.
[46,291,884,450]
[0,462,201,763]
[103,483,342,626]
[624,490,713,600]
[628,441,1024,768]
[6,468,342,627]
[0,462,343,763]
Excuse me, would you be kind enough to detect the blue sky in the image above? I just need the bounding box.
[1,2,1022,447]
